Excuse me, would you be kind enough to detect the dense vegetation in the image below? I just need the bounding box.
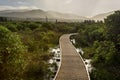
[74,11,120,80]
[0,21,77,80]
[0,11,120,80]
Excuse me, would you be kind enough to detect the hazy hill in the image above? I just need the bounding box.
[91,11,115,21]
[0,9,117,22]
[0,9,87,22]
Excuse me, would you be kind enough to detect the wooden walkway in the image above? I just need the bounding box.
[55,34,90,80]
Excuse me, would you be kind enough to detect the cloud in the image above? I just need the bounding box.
[0,0,120,16]
[0,5,39,11]
[18,6,39,9]
[0,6,15,11]
[65,0,73,4]
[17,1,27,5]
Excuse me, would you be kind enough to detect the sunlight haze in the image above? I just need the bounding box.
[0,0,120,17]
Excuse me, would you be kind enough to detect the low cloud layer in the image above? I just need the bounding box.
[0,6,39,11]
[0,0,120,17]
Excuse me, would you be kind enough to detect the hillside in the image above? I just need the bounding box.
[91,11,114,21]
[0,9,87,22]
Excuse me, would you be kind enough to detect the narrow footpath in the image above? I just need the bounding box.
[55,34,90,80]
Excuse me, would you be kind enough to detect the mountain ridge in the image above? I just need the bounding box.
[91,11,115,21]
[0,9,117,22]
[0,9,87,22]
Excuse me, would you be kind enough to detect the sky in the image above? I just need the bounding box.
[0,0,120,17]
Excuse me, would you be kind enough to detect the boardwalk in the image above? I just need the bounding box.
[55,34,89,80]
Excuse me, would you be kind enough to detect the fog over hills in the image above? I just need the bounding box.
[91,11,115,21]
[0,9,116,22]
[0,9,87,22]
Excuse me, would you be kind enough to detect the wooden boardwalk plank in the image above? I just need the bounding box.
[55,34,89,80]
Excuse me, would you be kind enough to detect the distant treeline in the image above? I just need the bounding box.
[0,16,83,22]
[0,16,56,22]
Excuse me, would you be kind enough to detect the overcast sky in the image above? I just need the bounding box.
[0,0,120,17]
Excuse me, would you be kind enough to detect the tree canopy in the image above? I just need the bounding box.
[0,26,26,80]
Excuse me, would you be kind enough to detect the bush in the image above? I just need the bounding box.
[0,26,27,80]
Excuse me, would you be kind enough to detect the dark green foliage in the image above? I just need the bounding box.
[0,26,26,80]
[42,22,55,30]
[104,11,120,65]
[0,21,77,80]
[74,11,120,80]
[105,11,120,44]
[75,23,105,47]
[76,11,120,80]
[0,17,8,22]
[90,69,113,80]
[92,41,116,66]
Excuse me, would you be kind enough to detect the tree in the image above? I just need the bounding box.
[90,41,118,80]
[92,41,116,67]
[105,11,120,44]
[0,17,7,22]
[105,10,120,64]
[0,26,26,80]
[90,69,113,80]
